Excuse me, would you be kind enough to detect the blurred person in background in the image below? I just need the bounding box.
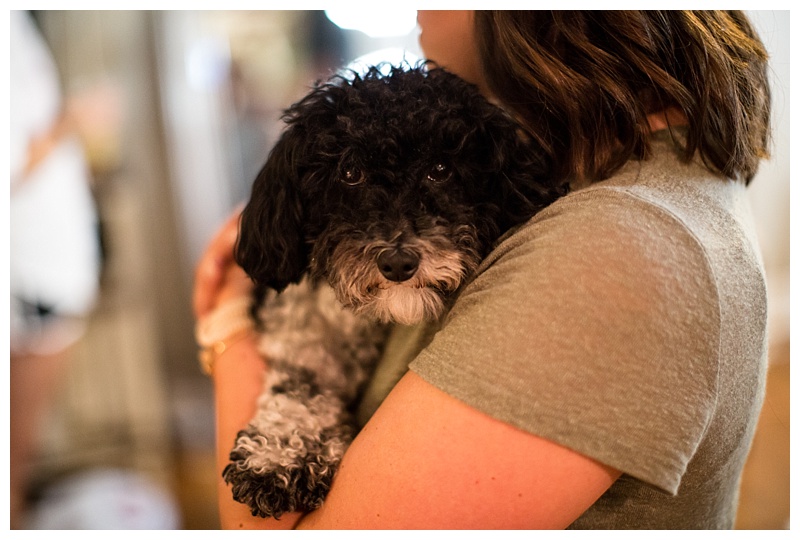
[10,10,105,528]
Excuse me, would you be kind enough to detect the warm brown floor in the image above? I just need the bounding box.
[175,450,221,529]
[735,341,790,530]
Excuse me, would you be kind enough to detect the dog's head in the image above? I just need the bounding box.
[237,65,562,325]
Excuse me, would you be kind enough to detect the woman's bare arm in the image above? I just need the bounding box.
[297,371,620,529]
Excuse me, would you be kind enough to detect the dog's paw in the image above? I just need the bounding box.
[223,425,350,519]
[222,462,334,519]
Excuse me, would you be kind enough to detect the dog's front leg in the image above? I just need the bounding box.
[223,280,387,518]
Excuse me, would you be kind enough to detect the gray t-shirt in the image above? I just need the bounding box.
[359,131,768,529]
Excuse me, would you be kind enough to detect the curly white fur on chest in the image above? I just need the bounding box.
[256,280,382,394]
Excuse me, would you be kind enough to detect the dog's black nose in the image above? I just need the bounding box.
[377,249,420,282]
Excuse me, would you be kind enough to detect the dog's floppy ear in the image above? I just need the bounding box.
[235,130,307,293]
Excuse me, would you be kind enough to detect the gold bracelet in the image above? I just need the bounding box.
[195,296,255,376]
[198,327,253,376]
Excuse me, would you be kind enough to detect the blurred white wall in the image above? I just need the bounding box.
[746,11,790,353]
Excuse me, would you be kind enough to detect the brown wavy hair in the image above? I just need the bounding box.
[473,11,771,185]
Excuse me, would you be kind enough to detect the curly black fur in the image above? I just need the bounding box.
[224,422,350,519]
[227,64,565,518]
[237,64,562,303]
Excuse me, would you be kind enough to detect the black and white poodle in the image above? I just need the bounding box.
[223,64,563,518]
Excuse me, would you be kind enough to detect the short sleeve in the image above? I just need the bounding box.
[409,187,721,494]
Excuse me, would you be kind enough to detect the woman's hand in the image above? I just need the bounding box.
[193,207,250,319]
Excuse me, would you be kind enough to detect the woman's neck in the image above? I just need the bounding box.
[646,106,688,132]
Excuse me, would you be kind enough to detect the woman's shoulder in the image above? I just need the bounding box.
[485,136,759,282]
[483,176,711,287]
[464,140,754,344]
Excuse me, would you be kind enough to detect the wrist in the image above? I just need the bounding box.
[195,296,255,376]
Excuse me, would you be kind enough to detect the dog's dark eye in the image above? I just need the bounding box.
[426,162,452,183]
[340,167,365,186]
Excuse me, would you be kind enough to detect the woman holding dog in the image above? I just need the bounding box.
[195,11,771,529]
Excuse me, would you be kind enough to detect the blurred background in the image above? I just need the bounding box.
[6,10,789,530]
